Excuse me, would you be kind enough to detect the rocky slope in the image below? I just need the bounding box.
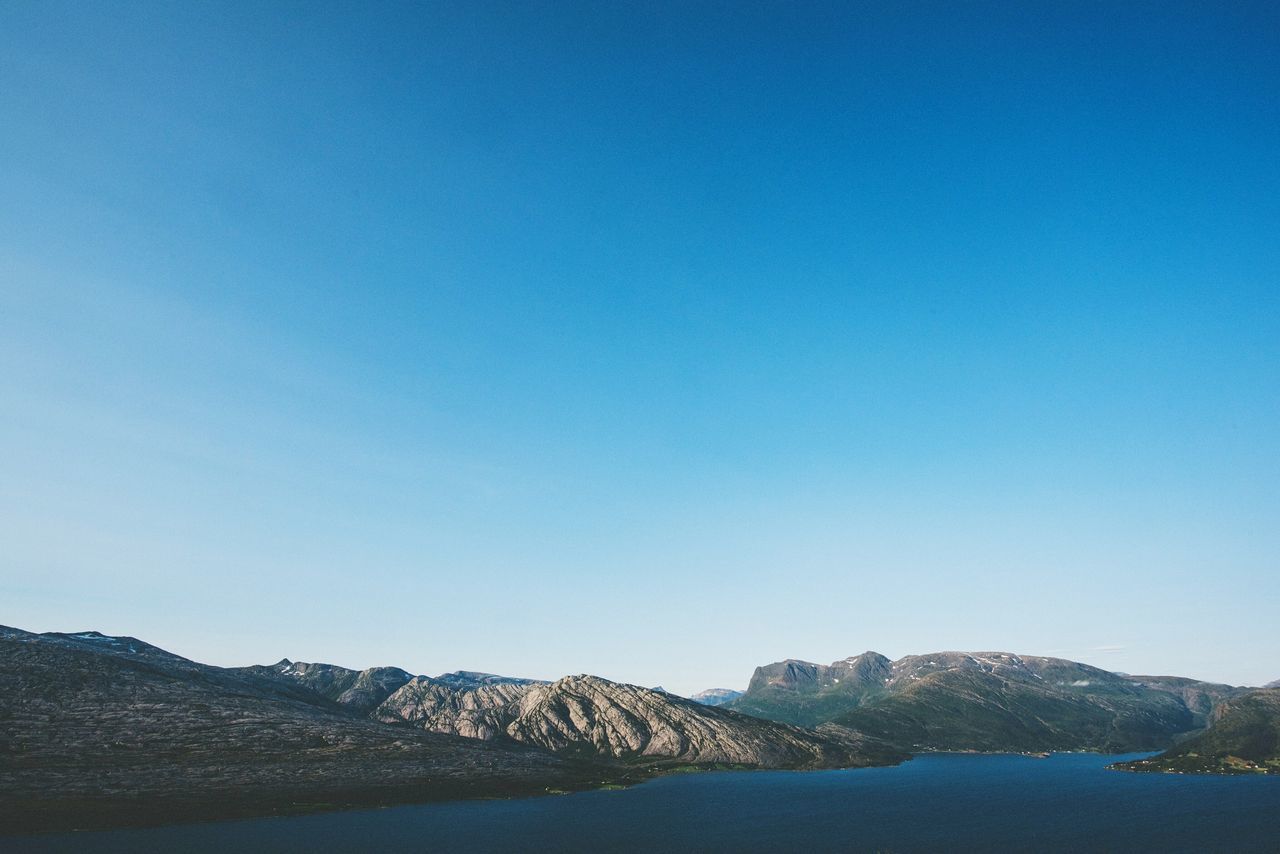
[376,677,534,740]
[379,673,905,769]
[237,659,414,714]
[690,688,743,706]
[729,650,1245,752]
[729,652,892,727]
[0,626,619,834]
[1114,688,1280,775]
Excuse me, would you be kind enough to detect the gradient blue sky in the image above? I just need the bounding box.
[2,1,1277,694]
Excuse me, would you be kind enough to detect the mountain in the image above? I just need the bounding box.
[730,651,1244,752]
[434,670,545,688]
[1123,674,1241,727]
[690,688,743,706]
[376,677,533,740]
[0,626,909,832]
[236,659,414,714]
[729,652,891,727]
[379,674,906,769]
[0,627,618,834]
[1265,679,1280,689]
[1114,688,1280,774]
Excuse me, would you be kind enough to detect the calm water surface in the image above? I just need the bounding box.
[8,753,1279,853]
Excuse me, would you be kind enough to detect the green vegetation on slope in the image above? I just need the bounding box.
[1113,688,1280,775]
[833,669,1193,753]
[731,651,1243,754]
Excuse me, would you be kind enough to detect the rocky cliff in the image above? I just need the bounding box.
[379,673,904,769]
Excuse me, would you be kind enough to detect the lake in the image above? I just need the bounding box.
[8,753,1279,853]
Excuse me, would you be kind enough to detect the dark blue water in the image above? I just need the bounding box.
[7,753,1279,853]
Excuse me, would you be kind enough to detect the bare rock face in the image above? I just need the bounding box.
[336,667,418,714]
[378,673,904,770]
[236,660,413,715]
[376,678,534,740]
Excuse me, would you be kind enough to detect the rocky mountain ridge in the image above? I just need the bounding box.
[376,674,901,768]
[727,650,1247,752]
[2,624,907,836]
[0,626,616,834]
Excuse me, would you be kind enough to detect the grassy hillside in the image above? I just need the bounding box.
[732,651,1240,753]
[1113,688,1280,775]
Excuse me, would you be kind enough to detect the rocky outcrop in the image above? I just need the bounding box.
[376,678,534,740]
[378,673,904,769]
[505,676,894,767]
[235,659,414,715]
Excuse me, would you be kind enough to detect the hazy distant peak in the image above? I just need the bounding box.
[691,688,744,706]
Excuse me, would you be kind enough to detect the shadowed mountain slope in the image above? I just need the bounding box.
[235,659,415,714]
[1114,688,1280,775]
[729,652,892,727]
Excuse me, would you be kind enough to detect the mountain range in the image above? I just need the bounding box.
[721,651,1245,753]
[1112,687,1280,775]
[0,626,902,834]
[3,625,1273,835]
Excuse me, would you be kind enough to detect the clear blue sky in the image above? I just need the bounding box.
[2,1,1277,694]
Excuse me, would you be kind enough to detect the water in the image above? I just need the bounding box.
[7,753,1279,853]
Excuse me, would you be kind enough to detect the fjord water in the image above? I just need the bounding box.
[14,754,1279,853]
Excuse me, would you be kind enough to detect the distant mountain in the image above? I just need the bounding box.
[729,651,1244,753]
[236,659,414,714]
[0,627,618,834]
[1114,688,1280,775]
[1123,674,1241,727]
[690,688,743,706]
[433,671,546,689]
[1265,679,1280,689]
[729,652,892,727]
[379,674,905,769]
